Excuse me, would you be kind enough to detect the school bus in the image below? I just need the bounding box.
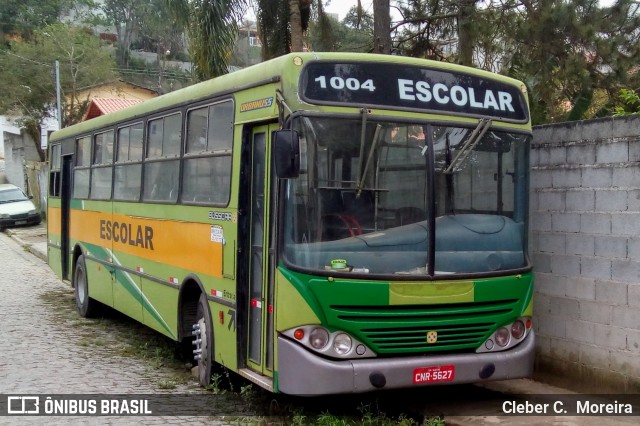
[47,52,534,395]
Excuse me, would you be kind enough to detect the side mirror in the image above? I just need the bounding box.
[273,130,300,179]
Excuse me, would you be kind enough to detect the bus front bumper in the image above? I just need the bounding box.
[277,330,535,395]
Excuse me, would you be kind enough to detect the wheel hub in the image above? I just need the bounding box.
[192,318,208,363]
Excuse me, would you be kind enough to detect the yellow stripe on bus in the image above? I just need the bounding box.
[48,207,62,235]
[389,281,474,305]
[68,210,223,278]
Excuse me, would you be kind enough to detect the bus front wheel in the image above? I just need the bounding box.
[74,255,98,318]
[193,293,214,387]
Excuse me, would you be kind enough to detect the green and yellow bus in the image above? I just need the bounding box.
[47,52,534,395]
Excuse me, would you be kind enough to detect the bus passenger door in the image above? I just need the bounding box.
[60,155,73,280]
[246,124,278,377]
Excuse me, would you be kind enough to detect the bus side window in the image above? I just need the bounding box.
[183,100,233,205]
[114,123,143,202]
[73,136,91,199]
[143,113,181,203]
[49,144,61,197]
[90,130,114,200]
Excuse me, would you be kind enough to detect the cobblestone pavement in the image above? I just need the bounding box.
[0,230,244,425]
[2,225,639,426]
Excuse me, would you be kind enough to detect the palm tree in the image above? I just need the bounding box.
[168,0,247,79]
[255,0,289,60]
[169,0,325,79]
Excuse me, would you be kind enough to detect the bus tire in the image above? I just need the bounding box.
[74,255,98,318]
[194,293,214,387]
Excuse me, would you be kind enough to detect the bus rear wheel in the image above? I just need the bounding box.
[193,293,214,387]
[74,255,98,318]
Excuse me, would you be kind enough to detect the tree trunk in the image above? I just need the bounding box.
[289,0,303,52]
[373,0,391,54]
[457,0,476,66]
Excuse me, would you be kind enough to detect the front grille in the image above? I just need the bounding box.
[330,299,520,353]
[11,213,28,220]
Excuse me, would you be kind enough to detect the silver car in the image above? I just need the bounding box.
[0,184,42,231]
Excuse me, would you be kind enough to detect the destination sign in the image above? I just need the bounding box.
[300,62,528,122]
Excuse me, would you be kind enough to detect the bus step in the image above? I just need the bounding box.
[238,368,274,392]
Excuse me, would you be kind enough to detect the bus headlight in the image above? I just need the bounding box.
[282,326,376,359]
[476,317,532,353]
[333,333,352,355]
[495,327,510,347]
[511,320,526,339]
[309,327,329,349]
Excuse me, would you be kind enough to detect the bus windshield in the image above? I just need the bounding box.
[281,116,531,277]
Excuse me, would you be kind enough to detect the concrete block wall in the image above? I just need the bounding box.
[531,115,640,392]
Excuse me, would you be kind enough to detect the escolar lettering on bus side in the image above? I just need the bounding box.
[99,219,154,250]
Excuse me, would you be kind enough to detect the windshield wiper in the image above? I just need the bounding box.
[443,118,492,174]
[355,108,369,192]
[0,199,24,203]
[356,123,383,197]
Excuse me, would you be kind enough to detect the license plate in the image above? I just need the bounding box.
[15,220,27,225]
[413,365,455,384]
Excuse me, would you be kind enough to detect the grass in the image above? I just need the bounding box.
[157,379,178,390]
[39,285,193,389]
[39,285,448,424]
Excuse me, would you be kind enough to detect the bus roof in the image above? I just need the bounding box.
[50,52,528,142]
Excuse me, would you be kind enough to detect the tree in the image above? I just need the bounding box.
[290,0,304,52]
[171,0,330,79]
[393,0,640,123]
[135,0,187,93]
[101,0,145,66]
[255,0,290,60]
[344,5,374,31]
[255,0,316,59]
[613,88,640,116]
[309,6,373,52]
[456,0,477,66]
[373,0,392,53]
[167,0,246,79]
[0,23,116,157]
[0,0,78,42]
[394,0,474,62]
[507,0,640,123]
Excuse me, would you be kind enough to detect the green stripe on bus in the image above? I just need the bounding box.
[82,243,174,338]
[109,250,175,339]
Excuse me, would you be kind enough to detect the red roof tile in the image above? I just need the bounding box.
[83,98,144,121]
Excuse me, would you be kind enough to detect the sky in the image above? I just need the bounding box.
[322,1,404,24]
[246,1,374,24]
[323,1,618,22]
[323,0,373,21]
[250,1,616,23]
[246,1,374,23]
